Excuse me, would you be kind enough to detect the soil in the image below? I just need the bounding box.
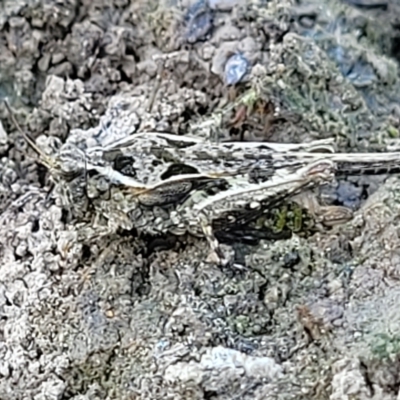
[2,0,400,399]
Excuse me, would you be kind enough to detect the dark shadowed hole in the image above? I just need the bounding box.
[31,219,40,232]
[60,209,69,224]
[81,245,91,262]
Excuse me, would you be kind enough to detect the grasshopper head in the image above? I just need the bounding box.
[4,100,86,182]
[4,101,89,218]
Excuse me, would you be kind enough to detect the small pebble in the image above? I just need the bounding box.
[335,181,364,209]
[185,0,213,44]
[224,53,249,85]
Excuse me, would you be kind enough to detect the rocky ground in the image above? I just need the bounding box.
[2,0,400,399]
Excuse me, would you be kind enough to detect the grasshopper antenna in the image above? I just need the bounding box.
[3,100,53,170]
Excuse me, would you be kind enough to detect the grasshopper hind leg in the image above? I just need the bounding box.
[198,212,233,266]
